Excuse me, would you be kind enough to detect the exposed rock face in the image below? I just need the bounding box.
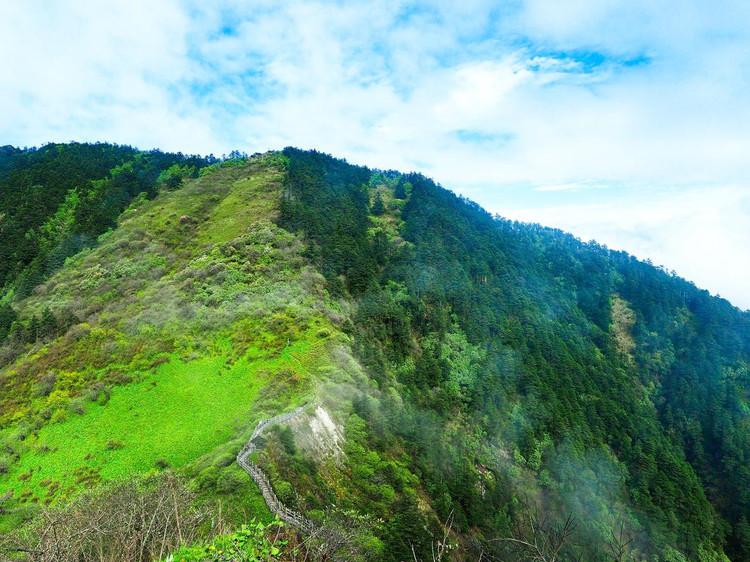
[289,405,346,463]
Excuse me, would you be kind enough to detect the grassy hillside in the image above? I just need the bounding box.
[0,143,211,305]
[1,146,749,562]
[0,153,344,538]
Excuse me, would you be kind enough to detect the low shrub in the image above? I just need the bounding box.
[216,470,245,495]
[105,439,124,451]
[165,519,286,562]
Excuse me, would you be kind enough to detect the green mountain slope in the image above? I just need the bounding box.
[0,154,346,536]
[0,146,749,561]
[0,142,212,307]
[276,148,750,561]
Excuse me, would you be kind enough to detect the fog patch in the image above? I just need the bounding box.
[287,405,346,464]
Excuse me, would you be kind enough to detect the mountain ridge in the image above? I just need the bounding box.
[0,145,748,561]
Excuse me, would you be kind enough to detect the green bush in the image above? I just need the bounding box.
[274,480,295,506]
[216,470,245,494]
[105,439,124,450]
[212,452,236,469]
[165,519,286,561]
[195,466,221,491]
[0,454,12,475]
[31,373,57,398]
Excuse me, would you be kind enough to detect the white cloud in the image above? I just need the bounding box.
[0,0,224,153]
[534,181,609,193]
[437,59,530,119]
[513,0,750,57]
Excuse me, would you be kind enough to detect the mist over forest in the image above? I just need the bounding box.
[0,144,747,561]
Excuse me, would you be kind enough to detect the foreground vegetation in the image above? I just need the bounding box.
[1,144,749,561]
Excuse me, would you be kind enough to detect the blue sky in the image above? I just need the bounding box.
[1,0,749,309]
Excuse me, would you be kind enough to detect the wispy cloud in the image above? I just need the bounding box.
[534,181,609,193]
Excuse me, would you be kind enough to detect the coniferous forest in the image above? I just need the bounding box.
[0,144,748,561]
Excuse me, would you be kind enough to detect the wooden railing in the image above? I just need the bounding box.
[236,407,315,533]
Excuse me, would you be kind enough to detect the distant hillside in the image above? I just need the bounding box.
[0,142,211,306]
[1,145,748,561]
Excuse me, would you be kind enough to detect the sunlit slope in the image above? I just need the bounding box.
[0,154,337,515]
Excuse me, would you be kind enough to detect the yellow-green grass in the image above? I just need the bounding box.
[0,151,342,532]
[116,154,284,250]
[1,156,288,424]
[0,333,323,507]
[194,173,281,246]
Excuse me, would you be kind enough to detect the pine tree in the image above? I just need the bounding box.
[371,193,385,216]
[39,306,58,341]
[0,302,15,340]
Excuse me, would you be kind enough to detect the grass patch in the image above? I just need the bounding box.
[0,331,324,506]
